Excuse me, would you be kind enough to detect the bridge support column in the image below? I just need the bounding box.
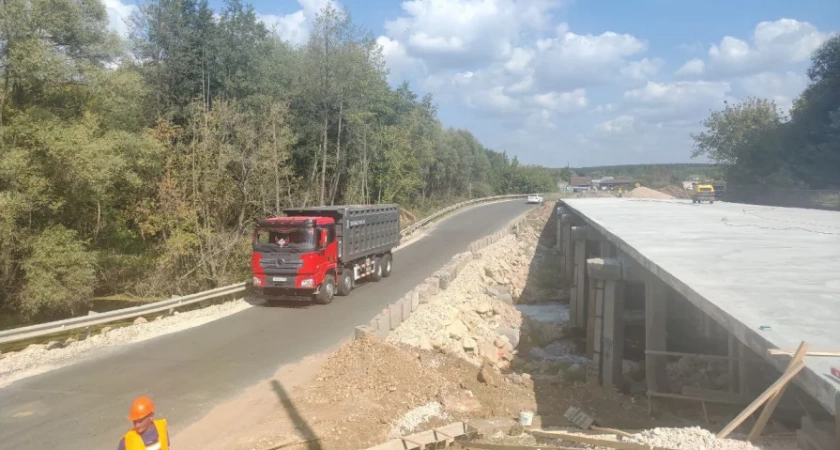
[586,257,625,388]
[561,215,573,284]
[570,226,590,329]
[555,206,566,250]
[645,275,668,394]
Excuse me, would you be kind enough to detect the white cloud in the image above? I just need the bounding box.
[259,0,337,46]
[623,80,732,120]
[384,0,562,71]
[532,89,588,113]
[738,71,809,113]
[687,18,833,77]
[104,0,136,37]
[675,58,705,76]
[531,23,649,90]
[620,58,665,82]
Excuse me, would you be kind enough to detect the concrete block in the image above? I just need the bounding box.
[410,290,420,312]
[400,297,411,321]
[389,303,402,330]
[426,277,441,295]
[374,314,388,332]
[354,325,374,340]
[617,252,645,282]
[571,225,591,241]
[587,257,622,281]
[417,284,432,303]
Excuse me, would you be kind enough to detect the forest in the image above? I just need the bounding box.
[0,0,558,319]
[568,164,719,188]
[691,35,840,193]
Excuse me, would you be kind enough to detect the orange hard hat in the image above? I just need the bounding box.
[128,396,155,421]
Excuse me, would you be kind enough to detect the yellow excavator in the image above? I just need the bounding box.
[691,184,715,204]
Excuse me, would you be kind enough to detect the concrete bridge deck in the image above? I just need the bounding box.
[562,198,840,416]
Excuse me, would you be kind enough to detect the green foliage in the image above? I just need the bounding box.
[692,36,840,190]
[0,0,556,317]
[20,226,97,318]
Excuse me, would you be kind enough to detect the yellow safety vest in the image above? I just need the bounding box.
[123,419,169,450]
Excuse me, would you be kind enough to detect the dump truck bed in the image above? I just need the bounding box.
[281,204,400,262]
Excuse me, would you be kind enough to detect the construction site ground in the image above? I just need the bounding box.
[178,199,800,450]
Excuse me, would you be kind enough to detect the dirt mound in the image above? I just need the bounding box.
[659,185,691,199]
[291,334,540,449]
[626,186,674,200]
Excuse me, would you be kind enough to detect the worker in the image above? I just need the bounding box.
[117,396,170,450]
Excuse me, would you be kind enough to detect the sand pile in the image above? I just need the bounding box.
[626,186,674,200]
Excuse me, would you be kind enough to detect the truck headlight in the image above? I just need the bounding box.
[300,278,314,287]
[252,277,262,286]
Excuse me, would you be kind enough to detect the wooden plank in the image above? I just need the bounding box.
[530,430,679,450]
[462,442,579,450]
[768,350,840,357]
[362,421,474,450]
[716,360,806,439]
[747,341,808,441]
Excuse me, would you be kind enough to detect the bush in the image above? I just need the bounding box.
[19,225,97,318]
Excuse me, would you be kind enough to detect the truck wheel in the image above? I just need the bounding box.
[337,270,353,296]
[382,253,393,278]
[370,257,384,282]
[315,274,335,304]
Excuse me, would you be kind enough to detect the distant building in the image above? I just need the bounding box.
[593,177,635,190]
[570,176,592,192]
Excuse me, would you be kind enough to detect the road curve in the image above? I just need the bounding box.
[0,199,535,450]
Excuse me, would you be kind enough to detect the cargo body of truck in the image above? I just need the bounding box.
[251,204,400,304]
[692,184,716,204]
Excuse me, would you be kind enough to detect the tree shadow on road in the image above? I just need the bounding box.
[268,380,323,450]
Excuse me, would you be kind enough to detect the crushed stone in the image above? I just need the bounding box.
[388,401,449,437]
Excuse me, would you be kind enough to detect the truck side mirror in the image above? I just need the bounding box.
[319,229,328,248]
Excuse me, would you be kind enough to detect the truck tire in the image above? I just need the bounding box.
[382,253,393,278]
[315,274,335,304]
[337,269,353,296]
[370,257,384,282]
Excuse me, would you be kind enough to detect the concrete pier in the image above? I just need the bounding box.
[644,275,668,393]
[587,257,625,388]
[570,225,590,329]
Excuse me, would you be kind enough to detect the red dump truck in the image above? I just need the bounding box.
[251,204,401,304]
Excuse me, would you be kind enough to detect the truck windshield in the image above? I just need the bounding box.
[254,226,316,252]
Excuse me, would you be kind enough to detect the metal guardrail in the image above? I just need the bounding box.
[399,194,526,237]
[0,194,529,346]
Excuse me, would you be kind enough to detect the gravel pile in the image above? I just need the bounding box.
[626,427,797,450]
[473,427,797,450]
[0,298,251,387]
[626,186,675,200]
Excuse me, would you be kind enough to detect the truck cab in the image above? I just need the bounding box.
[251,204,400,305]
[251,216,338,303]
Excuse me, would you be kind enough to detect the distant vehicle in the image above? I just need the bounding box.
[527,194,544,204]
[251,204,400,305]
[692,184,715,204]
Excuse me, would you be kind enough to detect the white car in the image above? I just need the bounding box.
[526,194,543,204]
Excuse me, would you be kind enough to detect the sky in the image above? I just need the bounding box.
[103,0,840,168]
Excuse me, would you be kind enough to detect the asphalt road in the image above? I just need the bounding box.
[0,199,534,450]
